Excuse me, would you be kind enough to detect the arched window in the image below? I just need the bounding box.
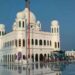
[47,40,49,45]
[15,40,17,47]
[23,21,24,27]
[0,31,1,36]
[54,28,56,33]
[52,28,53,33]
[23,55,26,60]
[35,39,38,45]
[58,42,60,48]
[19,21,21,27]
[39,40,42,45]
[57,28,58,33]
[10,55,11,62]
[55,42,57,48]
[31,25,33,28]
[32,39,34,45]
[8,55,9,62]
[2,31,4,35]
[19,39,21,47]
[44,40,46,45]
[23,39,25,47]
[50,41,52,46]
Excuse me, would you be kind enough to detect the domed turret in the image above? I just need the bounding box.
[12,0,41,31]
[50,20,60,51]
[51,20,59,26]
[13,7,40,31]
[0,24,5,36]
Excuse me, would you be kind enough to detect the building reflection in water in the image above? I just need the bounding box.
[1,62,67,75]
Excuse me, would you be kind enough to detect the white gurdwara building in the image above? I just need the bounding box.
[0,2,60,64]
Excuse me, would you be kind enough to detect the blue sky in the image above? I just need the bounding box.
[0,0,75,50]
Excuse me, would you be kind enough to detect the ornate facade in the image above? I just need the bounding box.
[0,3,60,64]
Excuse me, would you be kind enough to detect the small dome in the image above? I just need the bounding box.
[37,21,41,25]
[51,20,59,26]
[0,24,5,29]
[37,20,41,28]
[14,22,16,25]
[13,22,16,27]
[13,22,17,31]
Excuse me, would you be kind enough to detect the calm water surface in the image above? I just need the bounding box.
[0,62,75,75]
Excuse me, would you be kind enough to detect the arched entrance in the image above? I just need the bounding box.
[44,54,46,61]
[18,52,22,61]
[39,54,43,62]
[32,54,34,62]
[35,54,38,62]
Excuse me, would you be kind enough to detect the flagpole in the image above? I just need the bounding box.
[25,0,30,63]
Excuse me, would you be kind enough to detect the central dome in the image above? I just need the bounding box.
[17,8,36,24]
